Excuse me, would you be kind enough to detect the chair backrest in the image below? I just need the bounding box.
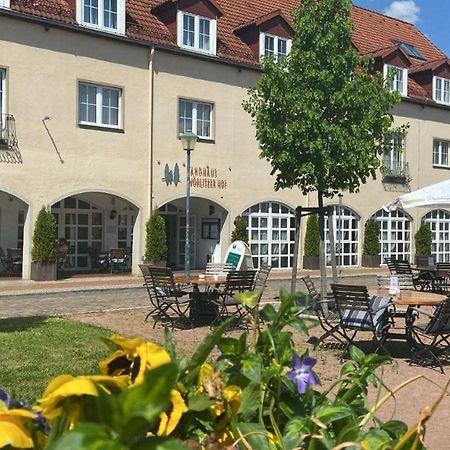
[384,257,397,274]
[376,274,414,290]
[110,248,126,258]
[139,263,151,279]
[301,275,320,302]
[425,298,450,334]
[436,263,450,280]
[331,284,370,312]
[254,264,271,291]
[394,259,413,275]
[224,270,257,293]
[205,263,233,277]
[7,248,22,262]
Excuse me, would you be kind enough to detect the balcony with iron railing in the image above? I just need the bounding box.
[0,114,18,150]
[381,160,411,184]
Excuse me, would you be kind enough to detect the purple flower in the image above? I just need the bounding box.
[287,355,320,394]
[0,388,10,407]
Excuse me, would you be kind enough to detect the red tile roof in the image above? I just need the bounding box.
[5,1,448,99]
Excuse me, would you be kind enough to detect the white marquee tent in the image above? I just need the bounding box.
[386,179,450,210]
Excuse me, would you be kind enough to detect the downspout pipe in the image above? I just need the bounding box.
[148,45,156,215]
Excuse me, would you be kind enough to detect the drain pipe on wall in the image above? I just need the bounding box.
[147,45,156,216]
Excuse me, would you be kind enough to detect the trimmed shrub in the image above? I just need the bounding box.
[415,223,432,255]
[144,209,168,262]
[304,214,320,257]
[231,217,248,243]
[31,206,57,263]
[363,220,380,256]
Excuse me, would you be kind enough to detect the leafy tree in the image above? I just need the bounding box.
[304,215,320,257]
[231,216,248,243]
[32,206,57,263]
[363,219,380,256]
[243,0,399,294]
[415,223,432,255]
[144,209,168,262]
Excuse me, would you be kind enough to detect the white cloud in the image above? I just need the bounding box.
[384,0,420,24]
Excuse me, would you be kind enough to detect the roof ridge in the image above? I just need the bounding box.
[353,4,416,27]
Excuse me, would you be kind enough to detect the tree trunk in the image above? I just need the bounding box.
[317,192,328,314]
[290,206,302,294]
[328,205,338,283]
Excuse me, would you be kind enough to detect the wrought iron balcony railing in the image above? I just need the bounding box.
[381,161,411,183]
[0,114,18,150]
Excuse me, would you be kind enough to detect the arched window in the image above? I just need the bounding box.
[371,209,411,262]
[422,209,450,262]
[325,206,359,266]
[242,202,295,269]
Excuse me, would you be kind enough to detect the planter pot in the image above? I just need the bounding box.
[362,255,381,268]
[142,260,167,267]
[31,262,57,281]
[303,256,320,270]
[415,255,435,267]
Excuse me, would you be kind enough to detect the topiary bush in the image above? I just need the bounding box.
[144,209,168,262]
[231,216,248,243]
[415,223,432,255]
[31,206,57,263]
[304,214,320,257]
[363,219,380,256]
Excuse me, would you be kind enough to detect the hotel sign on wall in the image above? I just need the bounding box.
[163,163,228,189]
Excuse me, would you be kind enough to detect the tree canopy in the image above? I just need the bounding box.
[243,0,400,198]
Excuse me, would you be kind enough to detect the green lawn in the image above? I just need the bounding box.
[0,317,112,403]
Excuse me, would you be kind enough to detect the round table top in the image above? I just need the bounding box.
[371,289,446,306]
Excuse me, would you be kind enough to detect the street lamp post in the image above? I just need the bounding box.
[180,131,197,277]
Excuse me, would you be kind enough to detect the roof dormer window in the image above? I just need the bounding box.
[177,11,217,55]
[260,33,291,61]
[77,0,125,34]
[433,76,450,105]
[384,64,408,97]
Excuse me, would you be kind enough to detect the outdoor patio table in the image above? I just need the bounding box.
[370,289,447,343]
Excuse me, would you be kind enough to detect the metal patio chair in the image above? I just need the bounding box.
[408,297,450,373]
[301,276,345,346]
[432,262,450,294]
[391,258,432,291]
[213,269,257,325]
[331,284,393,358]
[205,262,233,278]
[140,265,193,329]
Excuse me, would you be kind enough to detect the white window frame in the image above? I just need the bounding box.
[433,76,450,105]
[259,32,292,61]
[433,139,450,168]
[423,210,450,263]
[178,98,213,139]
[76,0,125,34]
[0,68,6,115]
[78,82,123,129]
[383,64,408,97]
[383,132,404,174]
[0,0,10,8]
[177,10,217,55]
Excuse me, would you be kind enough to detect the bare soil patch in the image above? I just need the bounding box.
[70,309,450,450]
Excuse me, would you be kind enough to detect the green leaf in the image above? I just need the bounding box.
[361,429,393,450]
[349,345,365,363]
[260,304,277,322]
[183,318,233,384]
[188,392,214,412]
[381,420,408,440]
[46,423,125,450]
[121,363,177,424]
[134,437,191,450]
[241,353,263,383]
[314,404,353,424]
[237,383,261,421]
[163,327,177,361]
[234,290,260,309]
[236,422,269,450]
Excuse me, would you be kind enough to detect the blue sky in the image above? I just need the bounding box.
[353,1,450,56]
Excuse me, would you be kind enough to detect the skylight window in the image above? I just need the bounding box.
[392,40,427,61]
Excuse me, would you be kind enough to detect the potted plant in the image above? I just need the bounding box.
[143,209,168,266]
[303,214,320,270]
[231,216,248,243]
[415,223,434,266]
[30,206,58,281]
[362,219,381,267]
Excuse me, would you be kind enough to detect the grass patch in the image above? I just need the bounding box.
[0,316,112,403]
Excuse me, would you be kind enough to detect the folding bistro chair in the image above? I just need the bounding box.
[392,259,432,291]
[331,284,392,358]
[214,270,257,326]
[301,276,345,345]
[109,248,128,273]
[205,262,233,278]
[140,265,192,329]
[408,298,450,373]
[432,263,450,294]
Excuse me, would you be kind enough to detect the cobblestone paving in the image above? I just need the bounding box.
[0,275,377,319]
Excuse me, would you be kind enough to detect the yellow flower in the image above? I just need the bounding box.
[38,374,128,422]
[0,409,36,449]
[99,336,170,385]
[156,389,188,437]
[213,385,242,435]
[223,386,241,413]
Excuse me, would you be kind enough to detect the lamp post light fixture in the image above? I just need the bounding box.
[180,131,198,277]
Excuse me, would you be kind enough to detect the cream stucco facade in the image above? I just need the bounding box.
[1,10,450,278]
